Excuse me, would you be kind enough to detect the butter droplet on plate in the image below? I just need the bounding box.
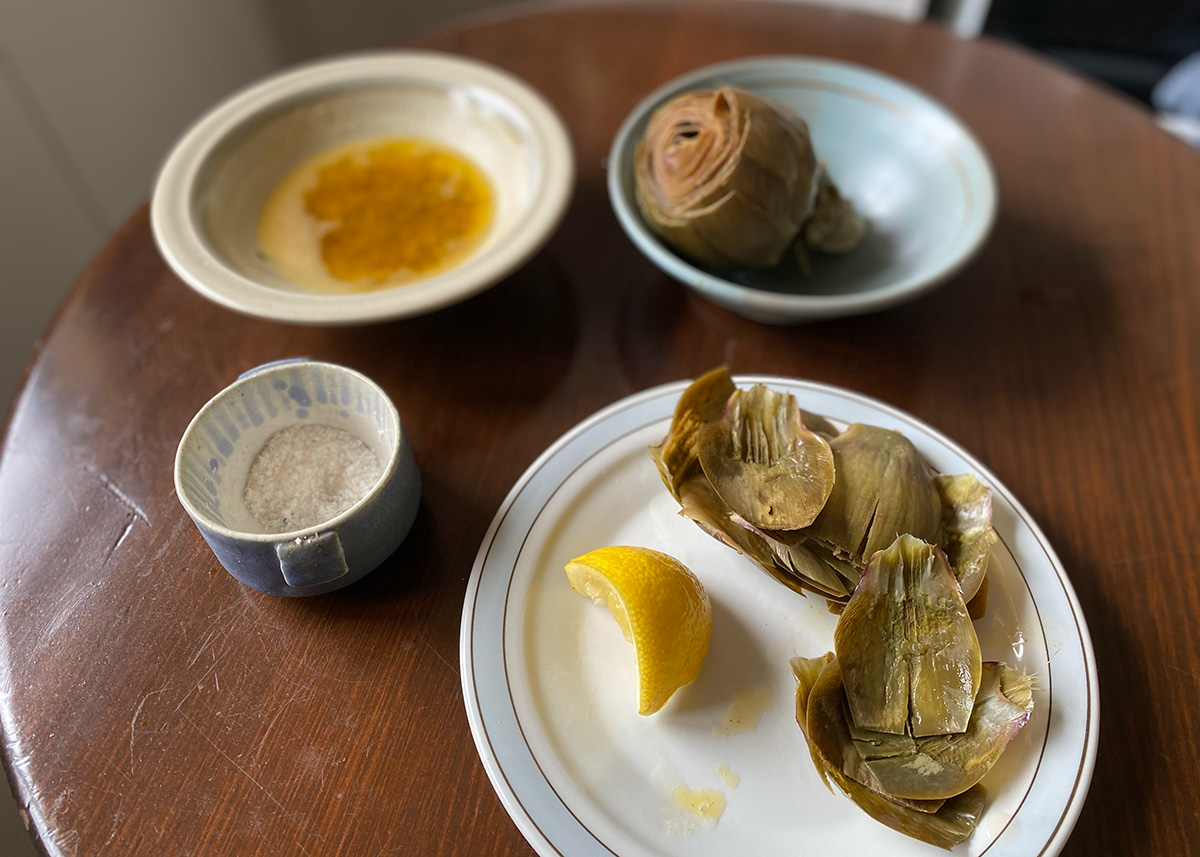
[672,782,726,821]
[712,686,774,737]
[712,762,741,789]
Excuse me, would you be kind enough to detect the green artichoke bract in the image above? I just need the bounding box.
[650,370,997,608]
[934,473,998,604]
[634,86,823,270]
[834,534,981,737]
[649,365,736,500]
[791,653,1033,846]
[857,662,1034,801]
[802,424,943,569]
[697,384,836,531]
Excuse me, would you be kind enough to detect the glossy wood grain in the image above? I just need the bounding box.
[2,2,1198,855]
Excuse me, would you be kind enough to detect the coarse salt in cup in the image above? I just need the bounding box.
[174,359,420,596]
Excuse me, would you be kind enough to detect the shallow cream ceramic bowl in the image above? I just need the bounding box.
[152,51,574,324]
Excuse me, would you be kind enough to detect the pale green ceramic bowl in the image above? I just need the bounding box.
[608,56,997,324]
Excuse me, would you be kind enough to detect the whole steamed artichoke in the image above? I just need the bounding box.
[634,86,865,270]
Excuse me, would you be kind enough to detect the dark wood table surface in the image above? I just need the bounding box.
[3,1,1199,854]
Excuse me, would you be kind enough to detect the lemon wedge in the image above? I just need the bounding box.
[564,545,712,715]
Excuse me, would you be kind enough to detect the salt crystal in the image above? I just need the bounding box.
[244,423,382,533]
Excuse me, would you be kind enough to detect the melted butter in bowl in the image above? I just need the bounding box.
[258,136,494,293]
[152,52,573,323]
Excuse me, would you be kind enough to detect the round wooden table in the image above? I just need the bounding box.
[2,2,1198,855]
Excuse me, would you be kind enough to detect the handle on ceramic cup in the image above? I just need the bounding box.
[275,531,350,588]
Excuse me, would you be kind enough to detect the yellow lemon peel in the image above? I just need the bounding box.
[565,545,712,715]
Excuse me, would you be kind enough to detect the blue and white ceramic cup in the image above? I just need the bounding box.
[175,360,420,596]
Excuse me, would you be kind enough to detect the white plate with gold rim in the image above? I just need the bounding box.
[460,377,1097,857]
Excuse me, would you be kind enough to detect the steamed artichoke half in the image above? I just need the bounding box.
[789,534,1033,849]
[652,367,998,608]
[634,86,865,270]
[793,653,990,850]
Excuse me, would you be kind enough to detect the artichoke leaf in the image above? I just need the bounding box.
[803,423,942,569]
[798,539,861,589]
[761,528,852,599]
[967,573,990,620]
[697,384,835,531]
[679,477,847,598]
[834,534,981,737]
[839,779,987,851]
[792,652,837,751]
[792,652,840,791]
[804,168,869,253]
[650,366,736,499]
[792,653,837,720]
[935,473,998,605]
[861,663,1035,801]
[799,408,840,441]
[777,537,864,590]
